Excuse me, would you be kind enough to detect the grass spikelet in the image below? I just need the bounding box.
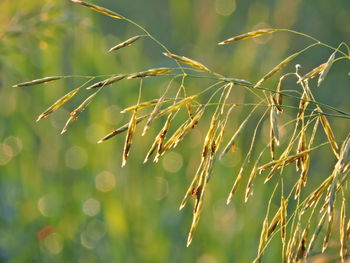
[186,162,210,247]
[304,176,332,211]
[306,212,327,256]
[144,114,173,163]
[219,104,260,160]
[245,165,257,202]
[286,223,300,262]
[226,168,243,204]
[122,110,137,167]
[258,148,313,173]
[254,44,317,88]
[127,68,173,79]
[319,115,339,158]
[157,96,195,117]
[295,154,310,199]
[163,52,210,72]
[142,95,167,137]
[318,51,336,87]
[13,76,63,88]
[36,87,80,122]
[322,211,334,253]
[61,90,99,134]
[220,77,253,87]
[281,198,287,244]
[245,150,266,202]
[70,0,125,20]
[267,208,281,238]
[179,158,205,210]
[263,165,279,184]
[297,92,309,120]
[202,115,217,158]
[275,77,284,112]
[269,128,276,161]
[254,217,269,263]
[338,133,350,173]
[155,108,203,160]
[86,75,126,90]
[108,35,143,52]
[296,229,308,260]
[270,102,280,152]
[347,218,350,239]
[340,198,346,262]
[296,122,308,172]
[298,63,327,83]
[218,29,278,45]
[98,115,147,143]
[173,108,205,147]
[121,98,172,113]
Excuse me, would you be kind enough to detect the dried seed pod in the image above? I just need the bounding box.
[12,76,63,88]
[163,52,210,72]
[218,29,278,45]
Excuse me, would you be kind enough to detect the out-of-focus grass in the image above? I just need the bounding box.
[0,1,349,262]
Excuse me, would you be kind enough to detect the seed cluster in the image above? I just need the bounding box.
[13,1,350,262]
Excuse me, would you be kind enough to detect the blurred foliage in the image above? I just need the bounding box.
[0,0,349,262]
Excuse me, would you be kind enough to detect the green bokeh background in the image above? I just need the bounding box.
[0,0,349,262]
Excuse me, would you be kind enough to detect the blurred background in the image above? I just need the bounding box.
[0,0,349,262]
